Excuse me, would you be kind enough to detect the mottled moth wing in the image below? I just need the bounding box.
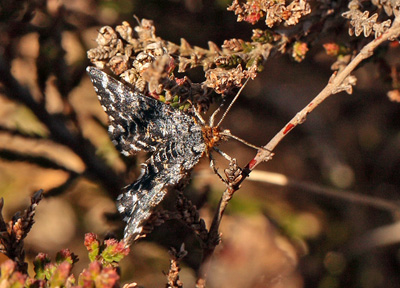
[87,67,206,244]
[88,67,164,156]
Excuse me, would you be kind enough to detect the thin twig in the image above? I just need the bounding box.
[347,221,400,255]
[248,170,400,212]
[196,169,400,212]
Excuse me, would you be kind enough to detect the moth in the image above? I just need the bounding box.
[87,67,236,245]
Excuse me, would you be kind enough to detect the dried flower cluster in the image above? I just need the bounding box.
[87,19,254,112]
[87,13,309,112]
[342,0,393,38]
[228,0,311,27]
[0,190,43,273]
[371,0,400,16]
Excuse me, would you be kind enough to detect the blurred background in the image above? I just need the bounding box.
[1,0,400,287]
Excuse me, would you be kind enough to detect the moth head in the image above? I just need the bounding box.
[202,126,229,154]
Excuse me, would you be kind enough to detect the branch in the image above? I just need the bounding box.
[254,18,400,168]
[0,125,45,140]
[0,148,77,174]
[196,17,400,286]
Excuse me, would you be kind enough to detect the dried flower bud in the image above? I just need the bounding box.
[292,41,308,62]
[55,249,78,265]
[96,26,118,47]
[228,0,310,28]
[49,262,72,287]
[84,233,100,262]
[33,253,51,280]
[116,21,134,43]
[323,43,341,56]
[387,89,400,102]
[102,239,130,264]
[343,5,393,38]
[79,261,119,288]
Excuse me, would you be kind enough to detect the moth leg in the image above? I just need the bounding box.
[208,152,228,184]
[212,147,243,186]
[213,147,233,162]
[187,100,206,125]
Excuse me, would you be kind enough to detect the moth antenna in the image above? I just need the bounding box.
[133,15,141,26]
[209,104,223,127]
[220,130,272,152]
[216,77,250,128]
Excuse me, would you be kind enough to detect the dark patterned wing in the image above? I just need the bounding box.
[88,67,167,156]
[87,67,206,244]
